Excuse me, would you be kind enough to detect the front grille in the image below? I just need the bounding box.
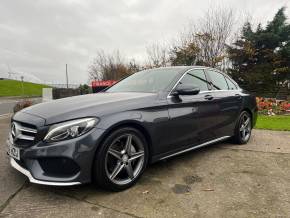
[11,121,38,148]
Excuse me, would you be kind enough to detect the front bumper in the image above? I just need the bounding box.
[8,127,106,186]
[10,158,80,186]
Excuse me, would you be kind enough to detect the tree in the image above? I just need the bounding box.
[146,43,169,68]
[127,58,142,74]
[88,50,133,81]
[170,7,235,68]
[169,40,200,66]
[79,84,92,95]
[228,7,290,94]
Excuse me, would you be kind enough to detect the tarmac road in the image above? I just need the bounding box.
[0,100,17,116]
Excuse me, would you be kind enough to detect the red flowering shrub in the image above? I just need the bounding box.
[280,102,290,111]
[256,97,290,115]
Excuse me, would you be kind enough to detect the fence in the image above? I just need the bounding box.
[45,83,81,89]
[52,88,81,99]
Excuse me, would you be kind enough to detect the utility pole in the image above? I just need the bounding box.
[65,64,69,88]
[20,76,24,98]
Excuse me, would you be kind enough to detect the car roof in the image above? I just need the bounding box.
[156,65,212,71]
[155,66,217,76]
[157,66,239,88]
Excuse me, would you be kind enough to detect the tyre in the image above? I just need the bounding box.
[233,111,252,144]
[93,127,149,191]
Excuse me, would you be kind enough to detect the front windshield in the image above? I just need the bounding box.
[106,68,182,93]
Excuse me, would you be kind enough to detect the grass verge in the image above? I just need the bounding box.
[255,115,290,131]
[0,80,49,97]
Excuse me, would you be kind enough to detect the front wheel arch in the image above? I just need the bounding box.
[91,121,152,182]
[97,121,153,158]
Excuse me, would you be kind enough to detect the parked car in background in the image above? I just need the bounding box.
[7,66,257,191]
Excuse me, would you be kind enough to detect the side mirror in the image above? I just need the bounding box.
[172,84,200,96]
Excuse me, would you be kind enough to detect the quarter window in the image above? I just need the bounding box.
[225,77,237,90]
[178,69,209,91]
[207,70,228,90]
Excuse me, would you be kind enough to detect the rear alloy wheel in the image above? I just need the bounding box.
[94,127,148,191]
[233,111,252,144]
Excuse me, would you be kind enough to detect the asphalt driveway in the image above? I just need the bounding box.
[0,115,289,218]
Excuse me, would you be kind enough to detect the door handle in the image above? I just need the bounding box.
[235,94,242,99]
[204,94,213,100]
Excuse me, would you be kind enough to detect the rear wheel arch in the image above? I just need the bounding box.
[233,110,252,144]
[240,108,253,125]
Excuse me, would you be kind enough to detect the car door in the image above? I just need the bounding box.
[205,69,243,138]
[165,69,219,154]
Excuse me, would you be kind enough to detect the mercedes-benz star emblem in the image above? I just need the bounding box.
[11,122,19,142]
[11,123,15,137]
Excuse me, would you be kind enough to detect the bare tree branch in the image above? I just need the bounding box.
[146,43,169,68]
[170,6,235,69]
[88,50,135,81]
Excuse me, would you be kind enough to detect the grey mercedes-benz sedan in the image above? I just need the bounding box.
[7,66,257,191]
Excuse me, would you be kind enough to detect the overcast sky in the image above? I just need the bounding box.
[0,0,289,84]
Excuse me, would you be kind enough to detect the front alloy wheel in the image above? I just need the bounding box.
[105,134,145,185]
[94,127,148,191]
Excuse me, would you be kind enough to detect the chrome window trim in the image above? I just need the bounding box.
[198,89,242,94]
[167,89,236,99]
[167,67,241,99]
[159,136,230,160]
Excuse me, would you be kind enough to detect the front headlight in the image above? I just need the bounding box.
[44,118,98,143]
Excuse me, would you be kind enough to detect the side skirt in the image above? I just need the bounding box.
[158,136,231,161]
